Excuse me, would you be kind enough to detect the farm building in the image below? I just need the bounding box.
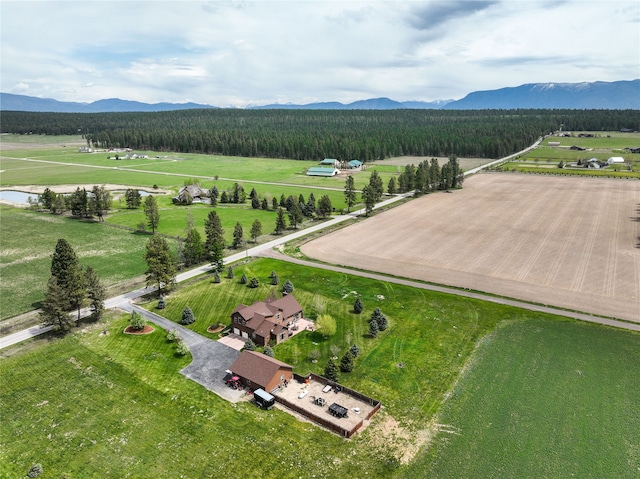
[230,294,304,346]
[586,158,601,169]
[347,160,363,169]
[229,351,293,393]
[607,157,625,164]
[320,158,339,167]
[306,167,339,177]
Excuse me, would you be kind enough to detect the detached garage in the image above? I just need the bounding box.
[229,350,293,393]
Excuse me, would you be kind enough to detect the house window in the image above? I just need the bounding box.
[276,313,280,320]
[280,332,285,340]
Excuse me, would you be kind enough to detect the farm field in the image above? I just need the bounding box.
[302,174,640,322]
[496,131,640,177]
[404,318,640,478]
[2,258,639,478]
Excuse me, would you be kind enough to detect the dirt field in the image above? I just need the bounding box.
[302,174,640,323]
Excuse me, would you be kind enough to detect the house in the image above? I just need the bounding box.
[229,350,293,392]
[347,159,363,169]
[586,158,601,169]
[607,157,625,164]
[230,294,304,346]
[172,184,209,204]
[306,167,339,177]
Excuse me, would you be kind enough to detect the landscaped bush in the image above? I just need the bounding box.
[180,306,195,325]
[129,311,146,331]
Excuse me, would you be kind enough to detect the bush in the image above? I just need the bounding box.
[180,306,195,325]
[282,279,294,294]
[243,338,256,351]
[263,346,275,357]
[226,266,234,279]
[248,277,260,288]
[129,311,146,331]
[175,340,189,356]
[166,328,179,342]
[239,273,248,285]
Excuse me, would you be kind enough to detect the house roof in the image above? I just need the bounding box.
[232,294,302,322]
[307,167,339,177]
[320,158,338,164]
[348,160,363,167]
[230,351,293,389]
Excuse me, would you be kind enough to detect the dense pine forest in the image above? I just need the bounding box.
[2,109,637,161]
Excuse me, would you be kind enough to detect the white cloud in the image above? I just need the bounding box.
[1,0,638,106]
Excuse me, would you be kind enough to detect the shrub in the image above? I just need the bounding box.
[226,266,234,279]
[248,277,259,288]
[239,273,248,285]
[263,346,275,357]
[369,318,379,338]
[129,311,146,331]
[26,463,43,478]
[175,340,188,356]
[180,306,195,325]
[282,279,294,294]
[317,314,337,337]
[271,272,279,285]
[243,339,256,351]
[353,297,364,314]
[166,329,179,342]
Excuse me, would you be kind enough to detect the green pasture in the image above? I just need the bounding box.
[0,205,154,320]
[3,258,638,478]
[406,318,640,478]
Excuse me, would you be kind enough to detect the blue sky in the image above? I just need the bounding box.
[1,1,638,107]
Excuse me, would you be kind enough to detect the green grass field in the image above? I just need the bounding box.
[404,318,640,478]
[2,259,638,478]
[495,131,639,177]
[0,205,152,319]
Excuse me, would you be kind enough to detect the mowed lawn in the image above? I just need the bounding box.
[0,205,152,319]
[404,318,640,479]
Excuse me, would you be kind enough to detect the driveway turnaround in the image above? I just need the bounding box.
[121,304,244,403]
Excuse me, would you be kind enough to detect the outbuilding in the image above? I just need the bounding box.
[607,157,625,164]
[229,350,293,393]
[306,167,339,177]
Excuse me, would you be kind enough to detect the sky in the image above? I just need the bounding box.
[1,1,639,107]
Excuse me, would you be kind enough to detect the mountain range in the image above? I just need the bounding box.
[1,80,638,112]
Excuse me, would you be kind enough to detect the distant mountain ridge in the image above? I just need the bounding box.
[1,80,637,112]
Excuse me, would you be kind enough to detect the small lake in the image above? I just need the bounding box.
[0,190,40,204]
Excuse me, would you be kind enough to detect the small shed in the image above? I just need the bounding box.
[254,388,275,409]
[306,167,339,177]
[607,157,625,164]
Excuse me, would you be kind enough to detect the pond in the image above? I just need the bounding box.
[0,190,39,205]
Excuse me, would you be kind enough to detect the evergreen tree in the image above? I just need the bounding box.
[50,238,85,316]
[39,276,74,333]
[250,219,262,243]
[143,195,160,233]
[288,203,303,229]
[213,271,221,283]
[282,279,294,294]
[232,221,244,249]
[368,170,384,202]
[361,185,376,216]
[339,350,355,372]
[303,193,316,218]
[180,306,196,325]
[344,175,357,212]
[349,343,360,357]
[220,191,229,203]
[209,185,219,206]
[317,195,332,219]
[183,226,203,266]
[272,197,279,210]
[353,297,364,314]
[271,272,280,285]
[239,273,248,284]
[204,211,225,271]
[129,311,146,331]
[324,358,339,382]
[251,196,261,209]
[261,198,269,210]
[84,266,106,320]
[90,185,112,221]
[387,176,397,195]
[263,346,275,357]
[248,277,260,288]
[369,317,379,338]
[370,307,388,331]
[41,187,56,211]
[243,338,256,351]
[275,207,287,234]
[125,188,142,209]
[227,266,234,279]
[144,235,176,293]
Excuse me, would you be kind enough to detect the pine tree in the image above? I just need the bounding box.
[50,238,85,317]
[239,273,248,284]
[368,317,379,338]
[387,176,397,195]
[349,343,360,357]
[144,236,176,293]
[180,306,196,325]
[248,277,260,288]
[213,271,221,283]
[317,195,332,219]
[125,188,142,209]
[361,185,375,216]
[40,276,74,333]
[183,224,204,267]
[344,175,357,212]
[84,266,106,320]
[324,358,339,382]
[339,350,355,372]
[204,211,225,271]
[271,272,280,285]
[368,170,384,201]
[232,221,244,249]
[282,279,294,294]
[354,297,364,314]
[243,338,256,351]
[275,207,287,234]
[370,307,388,331]
[263,346,275,357]
[288,203,303,229]
[250,219,262,243]
[227,266,234,279]
[143,195,160,233]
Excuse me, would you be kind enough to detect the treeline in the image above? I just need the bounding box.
[2,109,637,161]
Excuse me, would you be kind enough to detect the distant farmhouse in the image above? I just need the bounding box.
[172,184,209,204]
[230,294,304,346]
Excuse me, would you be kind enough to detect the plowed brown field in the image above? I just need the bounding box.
[302,174,640,322]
